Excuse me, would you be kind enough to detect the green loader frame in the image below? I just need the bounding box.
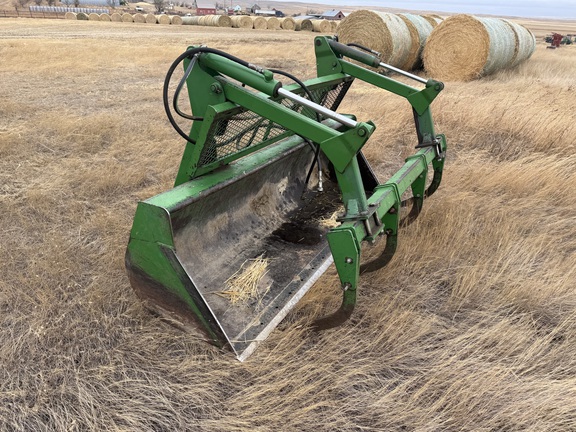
[125,36,447,360]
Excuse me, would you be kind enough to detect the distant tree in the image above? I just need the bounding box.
[47,0,55,5]
[61,0,71,6]
[13,0,29,9]
[106,0,118,7]
[73,0,79,6]
[153,0,164,12]
[34,0,42,5]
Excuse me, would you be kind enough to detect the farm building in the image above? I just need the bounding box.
[195,0,215,15]
[321,9,345,20]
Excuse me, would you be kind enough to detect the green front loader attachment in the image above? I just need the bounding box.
[125,37,447,360]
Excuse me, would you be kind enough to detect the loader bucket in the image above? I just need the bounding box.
[126,135,342,361]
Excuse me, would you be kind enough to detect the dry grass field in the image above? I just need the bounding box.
[1,17,576,431]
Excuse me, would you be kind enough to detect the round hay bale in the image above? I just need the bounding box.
[422,15,442,28]
[76,12,89,20]
[279,17,295,30]
[251,16,267,30]
[231,15,252,28]
[144,13,156,24]
[294,18,312,31]
[171,15,183,25]
[266,16,281,30]
[337,11,413,68]
[423,14,518,81]
[88,12,100,21]
[64,11,76,20]
[213,14,232,27]
[156,14,171,24]
[501,19,536,67]
[399,13,434,69]
[121,13,133,22]
[181,16,199,25]
[311,19,331,33]
[338,10,392,62]
[330,20,338,32]
[133,13,146,23]
[110,12,122,22]
[428,14,443,20]
[99,13,111,22]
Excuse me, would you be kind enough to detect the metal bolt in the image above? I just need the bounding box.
[345,257,353,264]
[357,127,366,137]
[342,282,352,291]
[210,83,222,94]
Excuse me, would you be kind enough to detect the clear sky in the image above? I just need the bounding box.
[309,0,576,19]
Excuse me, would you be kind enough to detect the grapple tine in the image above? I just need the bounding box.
[311,289,356,331]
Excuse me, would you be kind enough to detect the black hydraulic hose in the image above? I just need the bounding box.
[163,46,253,145]
[172,57,199,121]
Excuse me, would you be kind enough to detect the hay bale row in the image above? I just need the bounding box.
[423,14,536,81]
[66,11,182,24]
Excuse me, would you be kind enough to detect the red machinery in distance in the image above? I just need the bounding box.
[547,33,563,49]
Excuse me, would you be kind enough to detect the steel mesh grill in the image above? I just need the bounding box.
[198,80,353,167]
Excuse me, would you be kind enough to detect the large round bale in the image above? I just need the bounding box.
[88,12,100,21]
[251,16,267,30]
[110,12,122,22]
[501,19,536,67]
[144,13,156,24]
[337,11,414,69]
[231,15,252,28]
[77,12,89,20]
[64,11,76,20]
[121,13,133,22]
[182,16,200,25]
[330,20,338,32]
[210,14,232,27]
[422,15,443,28]
[311,19,331,33]
[99,13,111,22]
[133,13,146,23]
[294,18,313,31]
[156,14,171,24]
[423,14,519,81]
[171,15,183,25]
[266,16,281,30]
[398,13,434,69]
[279,17,295,30]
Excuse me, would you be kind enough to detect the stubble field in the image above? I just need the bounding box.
[1,17,576,431]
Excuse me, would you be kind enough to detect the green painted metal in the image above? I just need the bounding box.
[125,36,447,358]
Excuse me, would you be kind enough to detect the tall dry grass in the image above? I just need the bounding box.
[1,19,575,431]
